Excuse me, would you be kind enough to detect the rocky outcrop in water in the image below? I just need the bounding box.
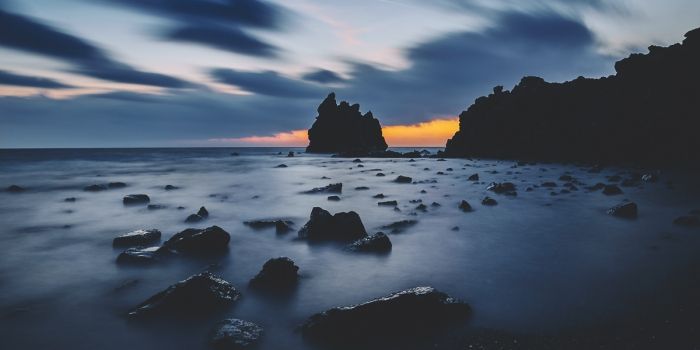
[346,232,392,253]
[249,257,299,291]
[298,207,367,241]
[210,319,263,349]
[445,27,700,166]
[306,93,388,154]
[163,226,230,254]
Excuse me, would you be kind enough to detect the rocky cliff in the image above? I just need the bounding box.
[444,27,700,166]
[307,93,388,153]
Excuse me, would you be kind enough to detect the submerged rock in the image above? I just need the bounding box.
[164,185,179,190]
[372,193,385,199]
[394,175,413,184]
[459,200,473,212]
[84,184,107,192]
[467,174,479,181]
[210,319,263,350]
[249,257,299,291]
[113,229,161,247]
[128,272,240,318]
[607,202,638,218]
[298,207,367,241]
[147,204,166,210]
[300,286,470,343]
[108,182,127,189]
[347,232,392,253]
[163,226,230,254]
[380,220,418,233]
[123,194,150,205]
[303,183,342,194]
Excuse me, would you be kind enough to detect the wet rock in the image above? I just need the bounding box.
[249,257,299,291]
[303,183,342,194]
[327,195,341,201]
[467,174,479,181]
[431,202,441,207]
[210,319,263,350]
[481,197,498,206]
[64,197,77,202]
[163,226,230,254]
[674,215,700,227]
[376,173,385,177]
[123,194,150,205]
[602,185,623,195]
[300,286,470,344]
[395,175,412,184]
[128,272,240,318]
[353,158,363,163]
[355,186,370,190]
[164,185,179,190]
[347,232,392,253]
[415,203,428,212]
[459,200,473,212]
[84,184,108,192]
[108,182,127,189]
[607,202,638,218]
[380,220,418,234]
[298,207,367,241]
[116,246,169,265]
[113,229,162,247]
[275,164,288,168]
[185,207,208,223]
[287,151,295,157]
[486,182,517,196]
[372,193,385,199]
[243,219,293,234]
[378,200,398,207]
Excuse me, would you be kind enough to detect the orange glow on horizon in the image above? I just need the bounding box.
[209,117,459,147]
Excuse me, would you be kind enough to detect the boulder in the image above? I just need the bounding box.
[481,197,498,206]
[347,232,392,253]
[163,226,230,254]
[210,319,263,350]
[486,182,516,195]
[298,207,367,241]
[607,202,638,218]
[113,229,161,247]
[128,272,239,318]
[287,151,295,157]
[378,200,398,207]
[303,183,342,194]
[185,206,209,222]
[467,174,479,181]
[123,194,150,205]
[327,195,341,201]
[459,200,473,212]
[394,175,412,184]
[249,257,299,291]
[300,286,470,343]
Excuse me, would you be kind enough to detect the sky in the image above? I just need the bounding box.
[0,0,698,148]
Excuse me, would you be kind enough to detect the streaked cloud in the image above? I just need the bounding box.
[0,69,73,89]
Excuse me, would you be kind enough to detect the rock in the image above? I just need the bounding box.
[303,183,342,194]
[415,203,428,212]
[481,197,497,206]
[378,200,398,207]
[607,202,638,218]
[275,164,288,168]
[431,202,441,207]
[347,232,392,253]
[353,158,363,163]
[602,185,623,195]
[380,220,418,233]
[163,226,231,254]
[459,200,473,212]
[376,172,385,177]
[123,194,150,205]
[113,229,161,247]
[84,184,107,192]
[287,151,295,157]
[486,182,516,195]
[243,220,293,234]
[64,197,77,202]
[116,246,169,265]
[372,193,385,199]
[210,319,263,350]
[164,185,178,190]
[249,257,299,291]
[674,215,700,227]
[298,207,367,241]
[327,195,341,201]
[108,182,126,188]
[6,185,26,192]
[300,286,470,343]
[128,272,240,318]
[467,174,479,181]
[394,175,412,184]
[559,175,573,181]
[306,93,388,153]
[185,214,204,223]
[354,186,370,190]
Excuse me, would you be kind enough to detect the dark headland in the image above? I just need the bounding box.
[444,27,700,166]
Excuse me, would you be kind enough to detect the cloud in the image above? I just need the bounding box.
[0,8,190,88]
[210,68,325,98]
[0,69,73,89]
[103,0,286,57]
[302,69,346,84]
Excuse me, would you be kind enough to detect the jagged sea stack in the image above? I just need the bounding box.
[306,93,388,153]
[444,27,700,166]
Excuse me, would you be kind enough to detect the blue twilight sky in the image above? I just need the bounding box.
[0,0,698,148]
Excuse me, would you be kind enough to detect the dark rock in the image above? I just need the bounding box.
[108,182,127,188]
[486,182,516,196]
[444,27,700,166]
[327,195,341,201]
[306,93,388,153]
[541,182,557,187]
[298,207,367,241]
[467,174,479,181]
[287,151,295,157]
[303,183,342,194]
[113,229,161,247]
[355,186,370,190]
[84,184,107,192]
[376,172,385,177]
[607,202,638,218]
[185,214,204,223]
[459,200,473,212]
[372,193,385,199]
[197,206,209,218]
[117,246,169,265]
[481,197,497,206]
[164,185,179,190]
[123,194,150,205]
[300,286,470,344]
[249,257,299,291]
[64,197,77,202]
[674,215,700,227]
[559,175,573,181]
[378,200,398,207]
[353,158,363,163]
[380,220,418,233]
[275,164,288,168]
[128,272,239,318]
[602,185,623,195]
[395,175,412,183]
[431,202,441,207]
[415,204,428,212]
[163,226,230,254]
[210,319,263,350]
[347,232,392,253]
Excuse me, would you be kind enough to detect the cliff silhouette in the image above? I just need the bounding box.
[444,27,700,166]
[307,93,388,153]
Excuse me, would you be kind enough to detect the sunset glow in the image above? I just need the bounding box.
[210,118,459,147]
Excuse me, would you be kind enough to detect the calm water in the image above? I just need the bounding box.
[0,148,699,349]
